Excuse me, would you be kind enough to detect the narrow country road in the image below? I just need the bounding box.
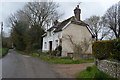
[2,49,61,78]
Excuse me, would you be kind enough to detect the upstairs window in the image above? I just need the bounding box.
[55,40,58,47]
[49,31,52,36]
[44,42,47,49]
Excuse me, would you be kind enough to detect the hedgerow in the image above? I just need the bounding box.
[92,39,120,61]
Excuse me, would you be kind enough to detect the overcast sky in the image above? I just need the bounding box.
[0,0,120,36]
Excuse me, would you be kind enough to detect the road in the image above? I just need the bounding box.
[2,49,61,78]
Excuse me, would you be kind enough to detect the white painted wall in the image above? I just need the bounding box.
[42,30,62,52]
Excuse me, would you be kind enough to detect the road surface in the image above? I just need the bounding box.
[2,49,61,78]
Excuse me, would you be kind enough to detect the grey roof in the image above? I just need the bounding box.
[46,16,95,37]
[53,16,88,32]
[53,17,73,32]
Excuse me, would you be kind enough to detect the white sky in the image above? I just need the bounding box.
[0,0,120,36]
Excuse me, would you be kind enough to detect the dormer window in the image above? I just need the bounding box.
[49,31,52,36]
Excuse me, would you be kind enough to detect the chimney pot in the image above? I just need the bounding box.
[74,5,81,21]
[77,5,79,8]
[53,20,58,25]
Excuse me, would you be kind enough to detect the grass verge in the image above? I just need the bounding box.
[16,50,94,64]
[0,48,9,57]
[76,65,116,79]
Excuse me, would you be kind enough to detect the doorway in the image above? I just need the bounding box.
[49,41,52,52]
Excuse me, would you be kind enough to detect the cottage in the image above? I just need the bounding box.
[42,5,94,57]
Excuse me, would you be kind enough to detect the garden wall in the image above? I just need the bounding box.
[67,53,93,59]
[96,60,120,79]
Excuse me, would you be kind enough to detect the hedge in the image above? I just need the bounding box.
[92,40,113,60]
[92,39,120,61]
[112,39,120,61]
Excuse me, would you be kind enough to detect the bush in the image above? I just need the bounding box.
[33,43,41,50]
[112,39,120,61]
[92,40,113,60]
[92,39,120,61]
[1,48,9,57]
[94,71,113,79]
[86,66,92,72]
[50,50,57,56]
[55,45,62,56]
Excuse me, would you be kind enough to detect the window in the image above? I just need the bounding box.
[44,42,47,49]
[55,40,58,47]
[49,31,52,36]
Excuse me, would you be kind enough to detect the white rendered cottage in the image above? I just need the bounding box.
[42,5,94,57]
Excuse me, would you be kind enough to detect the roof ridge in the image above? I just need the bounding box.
[53,17,73,32]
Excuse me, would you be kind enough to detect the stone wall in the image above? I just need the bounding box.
[96,60,120,79]
[67,53,93,60]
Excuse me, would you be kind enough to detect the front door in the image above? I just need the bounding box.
[49,41,52,52]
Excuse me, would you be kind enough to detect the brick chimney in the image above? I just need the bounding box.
[74,5,81,21]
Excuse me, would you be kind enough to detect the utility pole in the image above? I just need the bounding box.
[0,22,3,80]
[1,22,3,48]
[1,22,3,36]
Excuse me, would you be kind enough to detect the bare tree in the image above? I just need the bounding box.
[85,16,101,41]
[9,1,63,30]
[118,1,120,37]
[103,2,120,39]
[99,16,114,40]
[23,2,63,30]
[84,15,111,41]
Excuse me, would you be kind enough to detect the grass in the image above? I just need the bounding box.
[0,48,9,57]
[16,50,95,64]
[50,58,94,64]
[15,50,26,55]
[76,65,116,79]
[29,53,94,64]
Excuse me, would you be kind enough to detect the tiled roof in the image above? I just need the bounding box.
[46,16,94,37]
[53,17,73,32]
[52,16,88,32]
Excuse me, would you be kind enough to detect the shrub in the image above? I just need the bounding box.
[55,45,62,56]
[86,66,92,72]
[112,39,120,61]
[2,48,9,57]
[92,40,113,60]
[33,43,41,50]
[51,50,57,56]
[94,71,113,79]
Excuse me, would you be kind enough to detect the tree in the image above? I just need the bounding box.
[100,16,115,40]
[22,2,63,30]
[9,1,62,52]
[2,36,12,48]
[103,2,120,39]
[84,16,100,41]
[118,1,120,38]
[84,15,113,40]
[10,21,28,50]
[24,24,44,52]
